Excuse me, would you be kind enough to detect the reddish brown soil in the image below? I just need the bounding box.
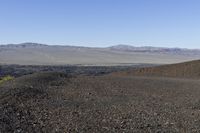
[112,60,200,78]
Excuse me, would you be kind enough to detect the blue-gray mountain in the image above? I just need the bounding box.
[0,43,200,65]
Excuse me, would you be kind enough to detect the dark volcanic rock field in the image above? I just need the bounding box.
[0,64,153,78]
[1,71,200,132]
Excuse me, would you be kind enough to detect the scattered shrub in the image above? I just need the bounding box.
[0,75,14,84]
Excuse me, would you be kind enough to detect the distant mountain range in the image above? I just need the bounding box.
[109,44,200,54]
[0,43,200,65]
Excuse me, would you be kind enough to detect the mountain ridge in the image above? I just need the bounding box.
[0,43,200,65]
[1,42,200,50]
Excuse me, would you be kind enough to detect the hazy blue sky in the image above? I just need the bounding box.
[0,0,200,48]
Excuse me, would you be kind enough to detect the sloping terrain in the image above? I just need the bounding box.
[113,60,200,78]
[0,43,200,65]
[1,71,200,132]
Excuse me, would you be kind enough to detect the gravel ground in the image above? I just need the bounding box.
[1,72,200,132]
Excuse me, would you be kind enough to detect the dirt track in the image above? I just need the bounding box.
[1,72,200,132]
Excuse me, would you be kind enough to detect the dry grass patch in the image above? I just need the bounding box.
[0,75,14,84]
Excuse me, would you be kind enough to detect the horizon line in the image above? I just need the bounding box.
[0,42,200,50]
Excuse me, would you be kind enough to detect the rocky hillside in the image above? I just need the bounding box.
[1,71,200,132]
[113,60,200,78]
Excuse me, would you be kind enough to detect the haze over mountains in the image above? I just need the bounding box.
[0,43,200,65]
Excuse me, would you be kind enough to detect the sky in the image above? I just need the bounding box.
[0,0,200,48]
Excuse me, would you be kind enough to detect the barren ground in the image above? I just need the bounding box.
[1,72,200,132]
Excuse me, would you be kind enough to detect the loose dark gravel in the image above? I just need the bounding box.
[1,72,200,132]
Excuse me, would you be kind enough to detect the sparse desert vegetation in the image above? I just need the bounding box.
[0,75,14,85]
